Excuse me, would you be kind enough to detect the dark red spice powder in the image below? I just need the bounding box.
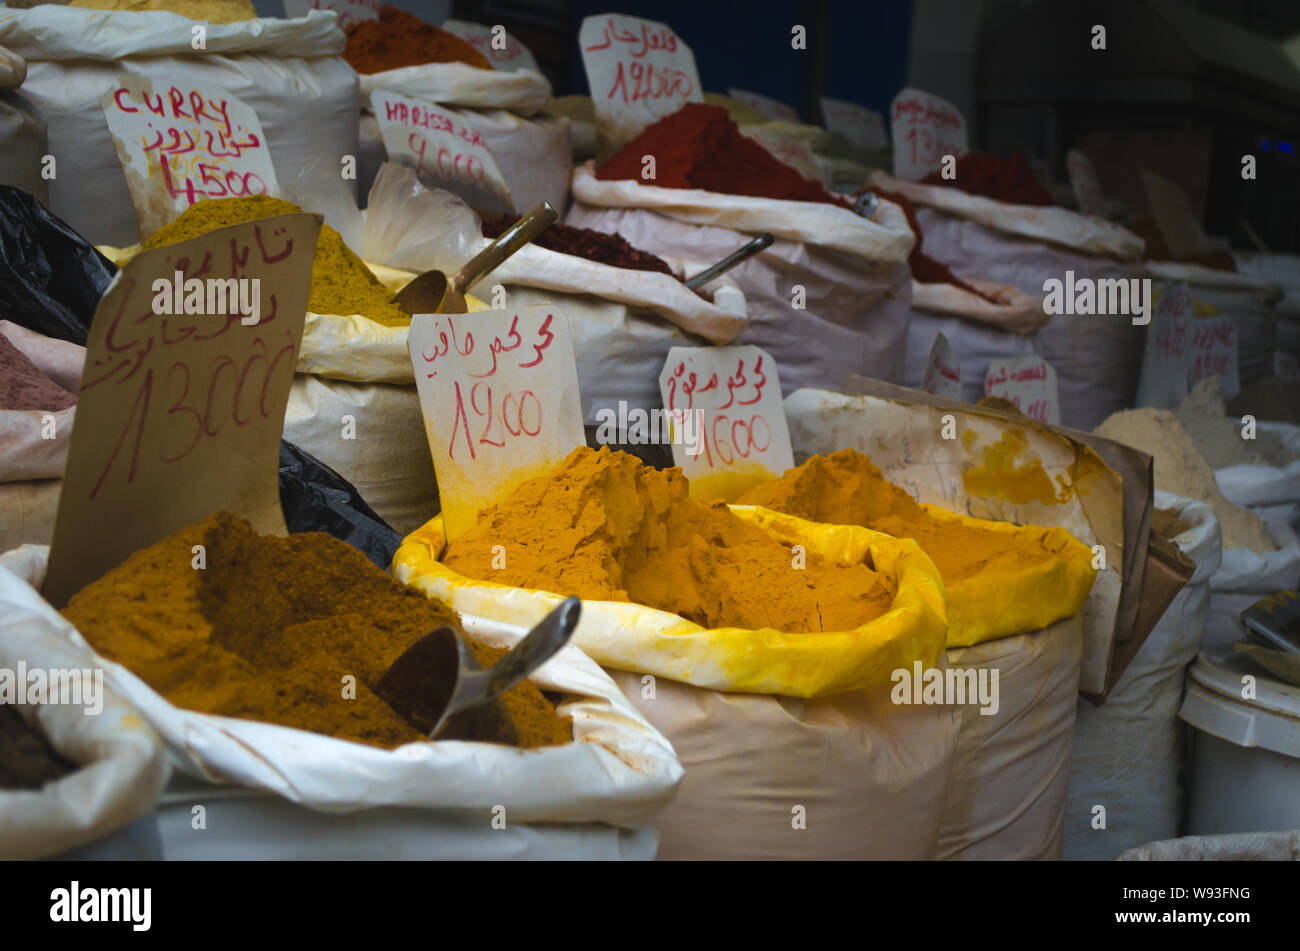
[344,5,490,74]
[596,103,847,206]
[868,187,999,303]
[482,214,674,276]
[921,152,1054,207]
[0,334,75,411]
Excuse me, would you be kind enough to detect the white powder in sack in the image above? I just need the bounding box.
[1095,407,1277,553]
[1174,377,1292,470]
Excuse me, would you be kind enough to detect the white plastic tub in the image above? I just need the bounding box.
[1179,646,1300,835]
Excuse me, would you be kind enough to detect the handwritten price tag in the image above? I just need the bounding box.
[442,19,541,73]
[890,87,967,181]
[923,332,962,400]
[282,0,379,30]
[984,355,1061,425]
[370,89,513,215]
[1188,314,1239,400]
[409,305,585,540]
[579,13,702,163]
[1136,282,1241,406]
[727,87,799,122]
[658,345,794,501]
[1066,149,1105,217]
[43,213,321,606]
[101,76,279,241]
[821,96,887,150]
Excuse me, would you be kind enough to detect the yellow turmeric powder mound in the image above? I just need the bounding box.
[70,0,257,22]
[63,512,571,749]
[738,449,1053,583]
[442,446,897,632]
[142,195,411,327]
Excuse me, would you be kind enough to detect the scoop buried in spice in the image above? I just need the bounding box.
[685,233,774,291]
[389,201,558,315]
[375,597,581,743]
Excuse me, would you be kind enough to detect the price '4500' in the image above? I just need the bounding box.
[448,380,542,461]
[94,334,296,498]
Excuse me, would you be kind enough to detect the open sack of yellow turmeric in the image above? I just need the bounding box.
[738,449,1097,647]
[0,516,682,826]
[395,446,948,698]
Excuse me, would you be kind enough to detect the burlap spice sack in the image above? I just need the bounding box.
[904,280,1045,404]
[0,6,359,246]
[0,328,79,552]
[395,447,957,859]
[567,105,916,394]
[346,6,567,212]
[869,170,1146,431]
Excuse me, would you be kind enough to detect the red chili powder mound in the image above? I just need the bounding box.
[0,334,76,411]
[597,103,846,206]
[481,214,674,276]
[922,152,1054,207]
[344,5,490,74]
[869,186,998,303]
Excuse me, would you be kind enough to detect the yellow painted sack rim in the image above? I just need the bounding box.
[394,506,949,699]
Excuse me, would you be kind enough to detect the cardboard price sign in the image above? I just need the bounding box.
[1188,314,1240,399]
[984,355,1061,425]
[890,87,967,181]
[579,13,702,162]
[658,345,794,501]
[282,0,379,30]
[1067,149,1105,217]
[43,213,321,607]
[101,76,278,241]
[442,19,542,73]
[1141,171,1203,260]
[922,332,962,399]
[409,305,585,540]
[821,96,888,150]
[370,90,513,215]
[726,87,799,122]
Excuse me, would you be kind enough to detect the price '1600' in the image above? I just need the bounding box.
[448,381,542,461]
[698,413,771,468]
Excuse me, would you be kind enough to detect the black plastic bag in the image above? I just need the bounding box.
[0,186,117,346]
[278,439,403,570]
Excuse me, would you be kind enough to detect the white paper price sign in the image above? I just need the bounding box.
[1137,282,1194,407]
[1066,149,1105,217]
[984,355,1061,425]
[442,19,541,73]
[890,86,967,181]
[922,332,962,400]
[821,96,888,150]
[370,89,513,214]
[658,345,794,501]
[282,0,379,30]
[101,76,279,241]
[43,213,321,607]
[579,13,703,162]
[727,87,799,122]
[409,305,585,540]
[1188,314,1240,400]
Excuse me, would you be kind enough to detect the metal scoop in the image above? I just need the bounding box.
[374,597,581,743]
[684,232,774,291]
[388,201,559,315]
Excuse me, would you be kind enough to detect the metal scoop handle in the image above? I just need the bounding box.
[438,596,581,733]
[454,201,558,296]
[685,232,774,290]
